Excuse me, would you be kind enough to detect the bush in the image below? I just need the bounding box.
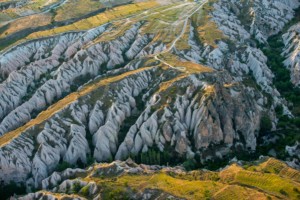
[260,114,272,134]
[204,190,211,200]
[71,181,82,193]
[87,155,95,166]
[80,185,90,196]
[106,187,130,200]
[294,118,300,128]
[183,159,197,171]
[0,181,26,199]
[56,161,72,172]
[275,105,284,116]
[279,189,288,196]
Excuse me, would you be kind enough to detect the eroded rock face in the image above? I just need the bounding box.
[116,72,262,161]
[282,22,300,86]
[211,0,299,43]
[19,160,186,200]
[0,0,299,192]
[0,22,155,136]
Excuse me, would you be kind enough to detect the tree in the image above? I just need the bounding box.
[260,114,272,134]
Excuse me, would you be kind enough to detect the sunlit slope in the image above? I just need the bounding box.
[0,1,160,50]
[0,0,216,147]
[20,158,300,200]
[2,0,298,195]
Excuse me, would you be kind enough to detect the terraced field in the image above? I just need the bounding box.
[20,158,300,199]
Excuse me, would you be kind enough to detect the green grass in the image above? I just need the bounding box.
[234,170,300,199]
[26,1,159,40]
[70,158,300,200]
[54,0,104,21]
[191,0,225,48]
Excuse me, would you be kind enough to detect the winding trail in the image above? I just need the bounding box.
[153,0,208,70]
[0,0,208,146]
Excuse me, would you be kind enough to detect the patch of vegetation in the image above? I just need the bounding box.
[101,185,130,200]
[92,160,299,200]
[55,160,73,172]
[0,181,26,200]
[80,185,90,197]
[255,9,300,160]
[71,180,83,194]
[132,146,172,166]
[183,159,197,171]
[191,0,225,48]
[260,114,272,134]
[27,1,159,40]
[54,0,104,21]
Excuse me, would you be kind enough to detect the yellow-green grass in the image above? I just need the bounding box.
[141,3,195,47]
[158,53,214,74]
[0,13,52,38]
[82,159,299,200]
[0,9,25,24]
[89,20,134,44]
[22,0,56,11]
[34,191,84,199]
[26,1,159,40]
[0,0,61,23]
[158,74,188,94]
[0,66,153,147]
[234,170,300,199]
[0,1,160,52]
[212,185,277,200]
[247,158,300,183]
[191,0,224,48]
[175,19,192,50]
[54,0,104,21]
[93,173,225,200]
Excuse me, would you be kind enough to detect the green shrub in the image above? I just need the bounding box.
[80,185,90,196]
[294,187,300,193]
[183,159,197,171]
[56,161,72,172]
[279,189,288,196]
[0,181,26,199]
[260,114,272,134]
[71,181,82,193]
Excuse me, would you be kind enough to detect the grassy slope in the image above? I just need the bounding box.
[54,0,105,21]
[0,66,153,147]
[100,159,300,200]
[33,158,300,200]
[0,1,159,51]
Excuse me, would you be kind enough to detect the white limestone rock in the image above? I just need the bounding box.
[282,22,300,86]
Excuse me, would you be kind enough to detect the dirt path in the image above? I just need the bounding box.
[153,0,208,70]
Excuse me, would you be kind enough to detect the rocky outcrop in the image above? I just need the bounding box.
[17,158,300,200]
[116,72,263,161]
[1,0,299,193]
[18,160,186,200]
[0,22,156,136]
[211,0,299,43]
[0,66,158,187]
[282,22,300,86]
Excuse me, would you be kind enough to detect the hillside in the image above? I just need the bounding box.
[0,0,300,199]
[15,158,300,200]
